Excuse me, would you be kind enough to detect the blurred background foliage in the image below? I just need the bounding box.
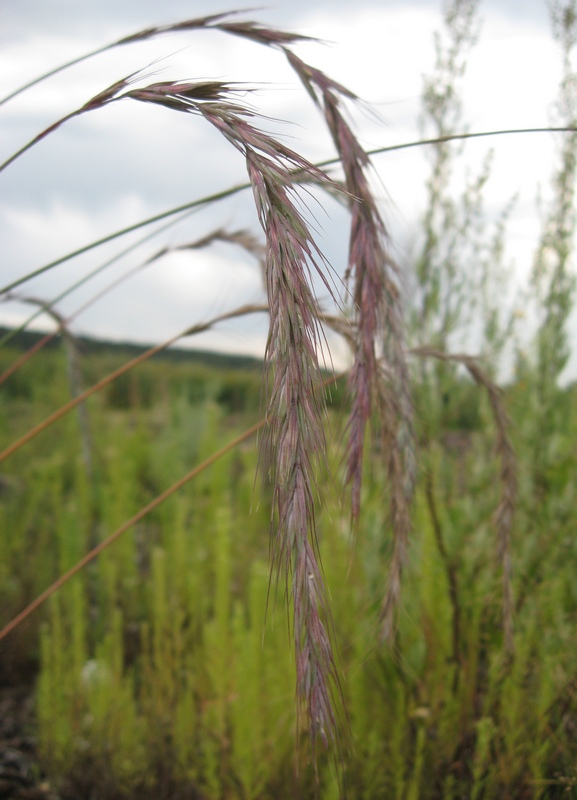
[2,0,577,797]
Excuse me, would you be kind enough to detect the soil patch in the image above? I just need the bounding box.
[0,685,57,800]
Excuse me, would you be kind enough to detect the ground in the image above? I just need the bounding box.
[0,686,56,800]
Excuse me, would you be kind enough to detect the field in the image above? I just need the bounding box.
[0,333,576,799]
[2,1,577,797]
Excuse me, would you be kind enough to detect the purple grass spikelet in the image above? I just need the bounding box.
[285,50,416,639]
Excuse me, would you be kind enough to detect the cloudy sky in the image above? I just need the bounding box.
[1,0,574,378]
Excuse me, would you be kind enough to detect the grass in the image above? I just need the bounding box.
[1,2,577,797]
[2,347,577,797]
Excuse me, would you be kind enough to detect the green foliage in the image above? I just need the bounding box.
[519,0,577,525]
[31,389,298,797]
[1,359,573,797]
[2,1,577,797]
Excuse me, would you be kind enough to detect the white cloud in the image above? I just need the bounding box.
[1,1,575,379]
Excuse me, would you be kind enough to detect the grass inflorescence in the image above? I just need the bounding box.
[1,3,577,797]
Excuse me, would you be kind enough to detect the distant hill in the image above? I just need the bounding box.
[0,326,264,372]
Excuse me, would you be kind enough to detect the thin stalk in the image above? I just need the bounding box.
[0,183,249,297]
[3,126,577,299]
[0,11,290,108]
[423,464,462,679]
[0,304,268,464]
[0,370,339,644]
[0,330,55,384]
[0,207,194,351]
[411,346,516,655]
[0,219,247,374]
[5,294,94,481]
[0,43,115,106]
[361,126,577,160]
[0,419,264,644]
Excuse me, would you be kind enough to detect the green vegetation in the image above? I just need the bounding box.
[1,339,577,797]
[1,0,577,797]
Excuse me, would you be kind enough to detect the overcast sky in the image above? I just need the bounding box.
[1,0,575,379]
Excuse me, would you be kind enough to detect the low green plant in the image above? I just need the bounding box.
[1,2,577,798]
[2,354,577,796]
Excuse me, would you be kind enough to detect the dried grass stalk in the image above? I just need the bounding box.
[411,346,517,654]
